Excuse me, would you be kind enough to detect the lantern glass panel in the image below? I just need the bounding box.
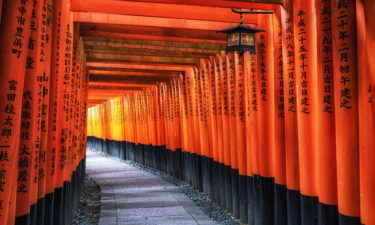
[241,33,254,46]
[228,33,240,46]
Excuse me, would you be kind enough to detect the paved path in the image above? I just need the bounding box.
[86,150,218,225]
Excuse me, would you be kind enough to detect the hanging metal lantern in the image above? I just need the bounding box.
[219,9,271,54]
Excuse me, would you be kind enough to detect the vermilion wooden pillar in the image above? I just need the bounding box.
[217,53,232,212]
[234,52,247,223]
[272,7,287,225]
[40,0,54,224]
[331,0,360,223]
[15,0,43,224]
[280,2,301,225]
[257,14,276,225]
[316,0,339,224]
[0,0,33,224]
[226,53,240,218]
[359,0,375,224]
[293,0,319,223]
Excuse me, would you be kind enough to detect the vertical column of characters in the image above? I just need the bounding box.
[167,84,174,151]
[157,85,165,148]
[280,3,301,224]
[208,58,219,180]
[234,53,246,177]
[193,68,201,156]
[198,62,208,158]
[248,52,259,177]
[214,57,224,167]
[50,0,67,196]
[316,0,338,223]
[15,0,42,222]
[331,0,360,222]
[243,51,253,177]
[174,78,182,151]
[71,26,79,170]
[0,0,33,223]
[163,86,170,150]
[42,0,55,206]
[151,87,158,148]
[79,38,87,164]
[206,59,216,161]
[360,1,375,224]
[159,86,164,149]
[171,81,178,151]
[226,53,238,172]
[180,74,188,153]
[184,69,195,155]
[272,7,287,225]
[61,7,73,184]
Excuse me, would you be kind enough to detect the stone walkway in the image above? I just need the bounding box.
[86,150,218,225]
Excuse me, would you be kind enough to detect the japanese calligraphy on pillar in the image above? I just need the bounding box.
[331,0,360,218]
[335,0,354,110]
[296,10,310,114]
[319,0,334,113]
[250,54,258,112]
[258,35,268,102]
[284,17,296,113]
[275,21,285,118]
[12,0,30,58]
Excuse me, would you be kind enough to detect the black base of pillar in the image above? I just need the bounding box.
[274,183,287,225]
[231,169,240,219]
[36,197,46,225]
[287,188,301,225]
[44,192,54,225]
[239,174,248,224]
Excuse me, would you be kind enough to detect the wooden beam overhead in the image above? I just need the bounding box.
[84,48,216,59]
[86,67,181,75]
[73,12,249,31]
[80,31,226,44]
[83,40,223,53]
[86,53,201,65]
[72,0,278,10]
[88,70,177,77]
[89,86,145,91]
[86,61,194,72]
[71,0,264,23]
[89,74,171,84]
[82,37,225,50]
[88,82,157,88]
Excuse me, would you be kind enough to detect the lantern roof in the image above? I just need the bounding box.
[218,24,264,34]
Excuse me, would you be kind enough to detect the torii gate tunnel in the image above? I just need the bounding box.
[0,0,374,225]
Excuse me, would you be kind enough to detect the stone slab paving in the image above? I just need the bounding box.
[86,150,218,225]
